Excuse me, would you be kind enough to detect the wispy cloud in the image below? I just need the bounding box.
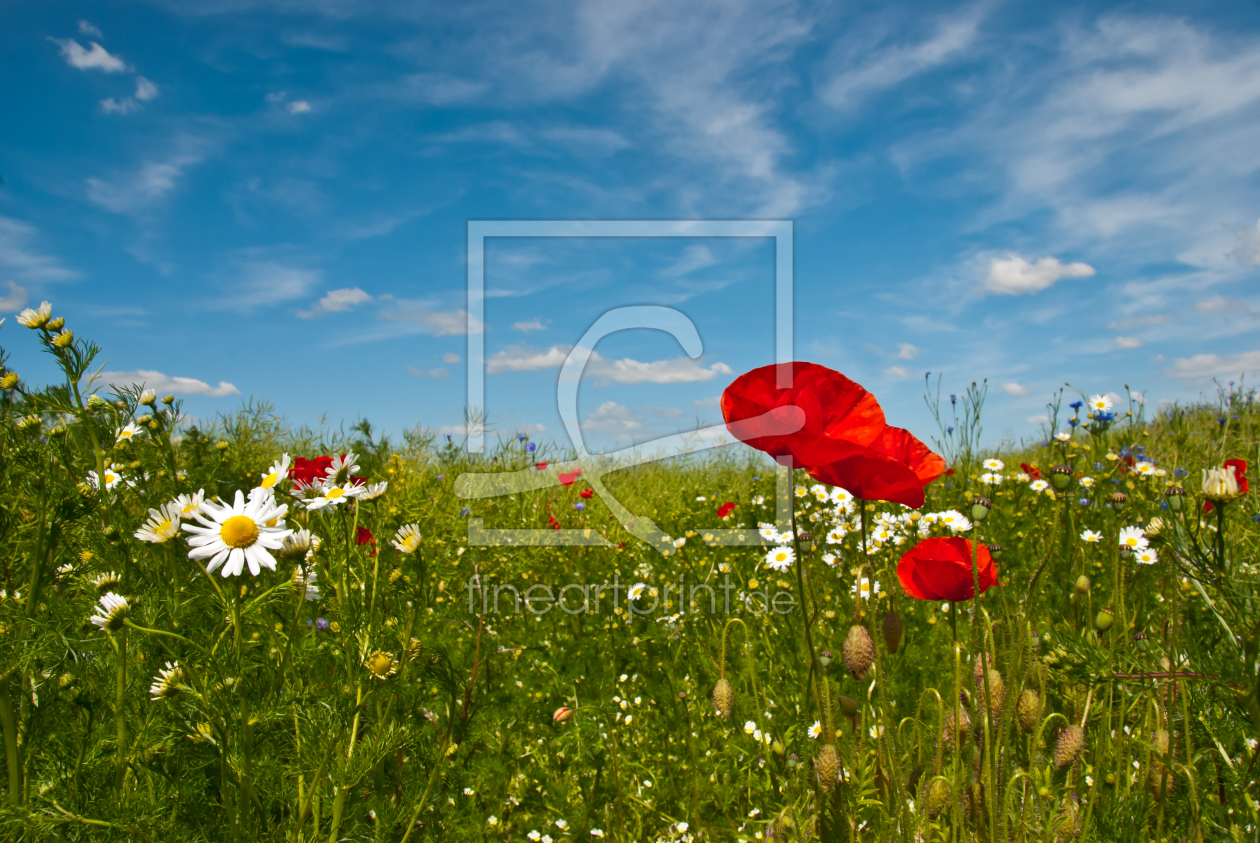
[100,368,240,397]
[883,366,916,379]
[297,287,373,318]
[86,152,204,213]
[660,244,717,278]
[1166,351,1260,379]
[0,218,78,282]
[215,262,321,311]
[381,301,481,336]
[0,280,29,311]
[486,343,732,384]
[408,366,450,380]
[1000,382,1030,396]
[49,38,127,72]
[511,318,547,333]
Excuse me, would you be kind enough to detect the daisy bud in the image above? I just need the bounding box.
[1164,485,1185,512]
[1108,492,1128,512]
[553,707,573,724]
[881,611,903,654]
[52,330,73,349]
[139,389,157,406]
[1050,464,1074,492]
[162,394,175,405]
[1095,607,1114,632]
[1074,575,1090,595]
[970,496,992,522]
[47,316,65,331]
[0,372,18,390]
[817,650,833,667]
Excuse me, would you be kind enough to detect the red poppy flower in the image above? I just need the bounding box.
[559,472,577,487]
[717,501,737,518]
[356,526,375,545]
[721,362,886,468]
[572,468,583,477]
[897,537,998,602]
[548,515,560,531]
[1227,458,1249,494]
[535,461,548,471]
[291,456,333,487]
[1020,462,1040,481]
[805,427,946,509]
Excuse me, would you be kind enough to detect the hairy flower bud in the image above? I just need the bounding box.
[712,678,734,719]
[926,778,951,819]
[1054,724,1085,769]
[1074,574,1090,595]
[881,610,903,654]
[842,625,875,680]
[1016,689,1039,733]
[815,744,840,791]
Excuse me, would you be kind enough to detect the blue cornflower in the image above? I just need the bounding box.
[436,474,445,480]
[1218,418,1227,426]
[1174,468,1186,478]
[947,426,954,435]
[753,477,760,482]
[1079,498,1091,507]
[517,433,528,442]
[460,507,471,517]
[1069,418,1078,427]
[1252,514,1260,522]
[575,502,586,510]
[950,394,957,405]
[1069,401,1083,411]
[446,434,453,442]
[526,442,537,453]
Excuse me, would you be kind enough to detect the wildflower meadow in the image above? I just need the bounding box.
[2,304,1260,843]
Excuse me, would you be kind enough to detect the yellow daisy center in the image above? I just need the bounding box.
[1123,537,1138,547]
[261,472,278,488]
[221,515,260,548]
[325,487,346,500]
[403,536,420,552]
[366,652,396,677]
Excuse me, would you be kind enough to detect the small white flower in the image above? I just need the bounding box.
[16,301,52,329]
[758,523,781,542]
[939,510,971,532]
[1089,394,1113,413]
[1135,547,1159,565]
[134,501,183,544]
[1055,431,1072,442]
[590,831,605,838]
[487,815,498,826]
[1080,529,1103,543]
[392,524,422,554]
[149,660,182,700]
[87,466,124,492]
[983,458,1005,471]
[116,422,145,444]
[528,832,542,842]
[1029,479,1050,493]
[808,721,822,739]
[182,489,292,578]
[764,545,795,572]
[980,472,1003,486]
[851,577,880,600]
[304,481,364,511]
[259,454,291,490]
[1079,477,1095,488]
[628,583,647,601]
[1118,526,1148,550]
[821,552,838,567]
[555,819,569,830]
[695,496,706,502]
[744,720,757,735]
[90,592,129,632]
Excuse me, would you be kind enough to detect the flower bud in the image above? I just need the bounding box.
[986,543,1003,561]
[0,372,18,390]
[881,610,903,654]
[817,650,832,667]
[1054,724,1085,769]
[927,778,951,819]
[842,625,875,680]
[1164,485,1185,512]
[1095,607,1114,632]
[1016,689,1039,733]
[162,394,175,405]
[837,695,859,718]
[139,389,157,406]
[1050,464,1074,491]
[46,316,65,331]
[970,496,992,522]
[52,330,73,349]
[1074,574,1090,595]
[815,744,840,791]
[553,707,573,724]
[712,678,734,719]
[1108,492,1128,512]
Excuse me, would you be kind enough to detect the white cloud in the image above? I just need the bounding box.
[1196,294,1249,315]
[582,401,645,435]
[0,280,28,311]
[983,255,1096,295]
[288,100,312,114]
[693,396,721,408]
[883,366,915,379]
[821,8,984,110]
[408,366,449,380]
[512,318,546,333]
[442,352,461,364]
[660,245,717,278]
[135,77,158,101]
[296,287,373,318]
[382,301,481,336]
[217,262,320,311]
[1166,351,1260,378]
[1113,336,1144,349]
[1107,314,1171,330]
[1000,382,1030,396]
[896,342,921,360]
[1025,414,1050,424]
[78,20,103,39]
[388,72,491,105]
[50,38,126,72]
[645,404,685,419]
[0,218,78,281]
[86,154,202,213]
[486,343,732,384]
[1236,220,1260,265]
[100,369,240,397]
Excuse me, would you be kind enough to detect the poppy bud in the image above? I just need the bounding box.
[837,695,859,718]
[815,744,840,791]
[1054,724,1085,769]
[712,678,734,719]
[881,610,903,654]
[1164,485,1185,512]
[1074,574,1090,594]
[842,625,875,680]
[1108,492,1128,511]
[1050,464,1074,492]
[817,650,833,667]
[927,778,951,819]
[772,739,785,756]
[1095,607,1114,632]
[970,496,992,522]
[798,531,813,543]
[942,708,970,747]
[553,707,573,724]
[1016,689,1039,733]
[787,753,799,769]
[986,543,1003,561]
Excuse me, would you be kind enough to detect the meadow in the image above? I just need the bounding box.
[1,303,1258,842]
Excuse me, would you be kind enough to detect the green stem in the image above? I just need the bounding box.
[113,628,128,793]
[0,682,20,805]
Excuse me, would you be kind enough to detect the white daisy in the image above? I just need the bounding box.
[851,577,880,600]
[1055,432,1072,442]
[358,481,388,501]
[1029,479,1050,493]
[278,529,318,561]
[304,481,364,511]
[1079,477,1095,488]
[1118,526,1148,551]
[938,510,971,532]
[134,501,183,544]
[16,301,52,329]
[322,452,361,485]
[90,571,121,592]
[87,466,124,492]
[821,553,838,567]
[981,472,1003,486]
[1080,530,1103,543]
[826,526,848,544]
[116,422,145,444]
[794,485,807,498]
[294,566,321,601]
[259,454,292,490]
[810,484,829,502]
[171,490,206,519]
[1135,547,1158,565]
[1088,394,1113,414]
[983,458,1005,471]
[183,489,292,578]
[758,523,781,542]
[149,661,182,700]
[391,524,422,554]
[90,592,129,632]
[1135,462,1156,476]
[751,494,765,506]
[628,582,647,601]
[808,721,822,739]
[765,546,795,572]
[673,537,686,549]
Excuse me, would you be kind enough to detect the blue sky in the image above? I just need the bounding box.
[3,0,1260,454]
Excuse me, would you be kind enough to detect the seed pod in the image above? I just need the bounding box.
[1054,724,1085,769]
[926,778,952,819]
[815,744,840,791]
[1095,608,1114,632]
[843,625,875,680]
[881,610,903,654]
[1074,575,1090,595]
[942,707,971,748]
[712,678,734,719]
[1016,689,1040,733]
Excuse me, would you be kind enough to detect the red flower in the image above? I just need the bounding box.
[945,468,955,476]
[805,427,946,509]
[559,472,577,487]
[535,461,548,471]
[356,526,377,557]
[547,514,560,530]
[1227,458,1249,494]
[572,468,583,477]
[897,537,998,602]
[717,501,737,518]
[579,488,594,499]
[291,456,333,487]
[1020,462,1040,481]
[721,362,886,468]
